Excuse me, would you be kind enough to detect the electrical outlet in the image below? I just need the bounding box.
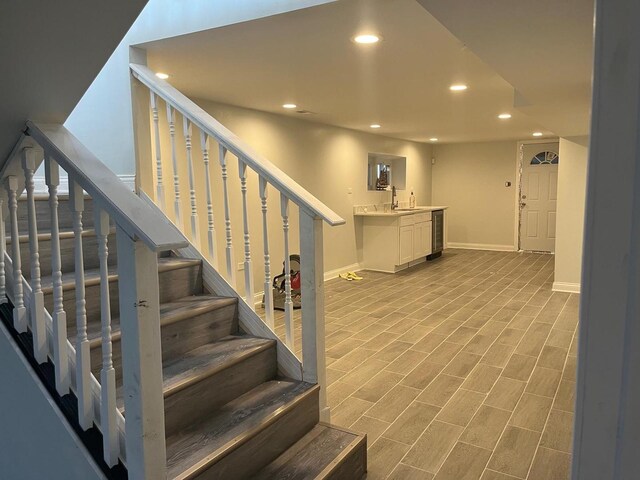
[237,262,244,271]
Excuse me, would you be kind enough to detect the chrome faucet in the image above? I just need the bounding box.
[391,185,399,210]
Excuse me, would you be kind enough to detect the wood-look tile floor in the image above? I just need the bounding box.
[260,249,577,480]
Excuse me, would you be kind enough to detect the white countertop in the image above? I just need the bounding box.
[354,206,448,217]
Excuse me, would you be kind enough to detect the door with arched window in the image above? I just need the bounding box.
[519,142,559,252]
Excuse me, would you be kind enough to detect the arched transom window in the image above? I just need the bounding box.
[530,151,559,165]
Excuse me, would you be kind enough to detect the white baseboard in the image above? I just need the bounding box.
[324,263,362,282]
[447,242,517,252]
[32,174,136,194]
[251,262,363,307]
[553,281,581,294]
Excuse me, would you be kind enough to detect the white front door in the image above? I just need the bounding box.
[519,142,559,252]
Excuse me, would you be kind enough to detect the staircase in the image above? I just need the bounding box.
[0,114,366,478]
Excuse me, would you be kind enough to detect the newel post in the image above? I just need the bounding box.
[116,229,167,479]
[299,209,329,422]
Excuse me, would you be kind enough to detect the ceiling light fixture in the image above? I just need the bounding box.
[354,34,380,44]
[532,132,543,137]
[370,124,381,129]
[430,138,438,142]
[282,103,297,109]
[449,84,468,91]
[498,113,512,119]
[155,72,170,80]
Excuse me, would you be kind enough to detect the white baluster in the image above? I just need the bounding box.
[22,148,47,362]
[219,145,236,287]
[0,197,6,305]
[183,118,199,245]
[70,180,93,430]
[46,157,69,394]
[280,194,294,349]
[238,160,254,309]
[300,209,329,422]
[259,177,274,329]
[150,92,165,211]
[200,132,217,269]
[95,207,118,466]
[6,176,26,332]
[166,104,182,228]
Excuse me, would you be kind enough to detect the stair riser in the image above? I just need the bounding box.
[88,303,243,396]
[15,197,96,233]
[164,346,277,438]
[161,303,239,361]
[9,232,117,279]
[193,389,319,480]
[45,264,203,330]
[324,438,367,480]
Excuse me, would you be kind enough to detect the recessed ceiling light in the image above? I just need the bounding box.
[449,84,468,91]
[532,132,543,137]
[354,34,380,44]
[370,124,381,129]
[282,103,297,109]
[498,113,512,119]
[155,72,170,80]
[430,138,438,142]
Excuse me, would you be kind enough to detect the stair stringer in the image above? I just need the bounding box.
[139,190,303,380]
[3,253,128,465]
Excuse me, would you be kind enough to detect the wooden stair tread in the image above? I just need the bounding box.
[253,423,367,480]
[40,256,201,293]
[116,334,274,411]
[165,379,318,479]
[75,294,237,346]
[161,335,276,397]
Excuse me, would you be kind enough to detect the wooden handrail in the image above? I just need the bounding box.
[130,63,345,227]
[26,122,188,252]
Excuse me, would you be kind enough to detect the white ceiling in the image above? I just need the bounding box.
[416,0,594,137]
[142,0,591,143]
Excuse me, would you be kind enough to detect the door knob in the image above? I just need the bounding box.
[520,202,527,208]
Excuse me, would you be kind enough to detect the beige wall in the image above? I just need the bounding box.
[553,136,589,292]
[140,98,433,296]
[432,141,518,250]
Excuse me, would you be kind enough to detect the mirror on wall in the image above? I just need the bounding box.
[367,153,407,191]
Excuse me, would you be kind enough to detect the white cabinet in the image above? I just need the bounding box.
[399,225,414,265]
[414,220,432,259]
[361,211,433,273]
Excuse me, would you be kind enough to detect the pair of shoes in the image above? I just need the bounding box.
[338,273,352,281]
[347,271,363,280]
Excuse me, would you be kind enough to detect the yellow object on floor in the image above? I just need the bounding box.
[338,273,353,281]
[346,271,363,280]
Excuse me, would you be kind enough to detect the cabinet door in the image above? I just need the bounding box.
[399,225,414,265]
[413,222,424,260]
[414,221,432,258]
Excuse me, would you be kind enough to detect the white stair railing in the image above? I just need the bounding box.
[130,62,345,421]
[0,123,187,479]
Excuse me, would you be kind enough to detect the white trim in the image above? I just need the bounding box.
[552,281,581,294]
[447,242,517,252]
[251,262,363,307]
[32,175,136,194]
[323,263,362,282]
